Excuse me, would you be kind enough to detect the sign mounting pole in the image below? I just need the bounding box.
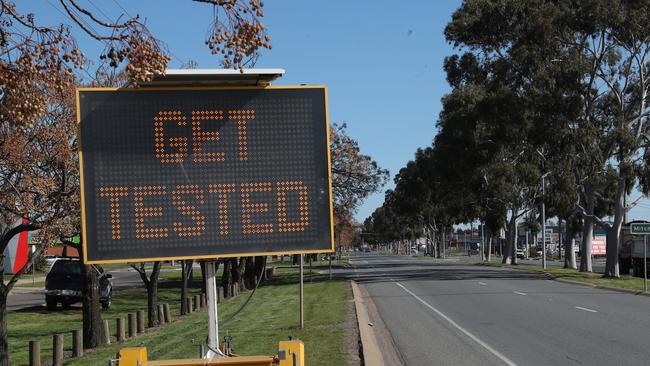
[206,260,220,357]
[630,223,650,292]
[643,235,648,292]
[300,254,304,329]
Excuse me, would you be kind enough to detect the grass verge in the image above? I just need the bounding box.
[9,267,353,366]
[471,260,650,293]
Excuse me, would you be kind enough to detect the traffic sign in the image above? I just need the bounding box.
[631,223,650,235]
[77,86,333,263]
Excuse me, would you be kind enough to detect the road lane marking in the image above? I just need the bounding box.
[478,281,487,286]
[513,291,527,296]
[396,282,518,366]
[574,306,597,313]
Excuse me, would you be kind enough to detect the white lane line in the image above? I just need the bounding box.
[513,291,527,296]
[396,282,518,366]
[478,281,488,286]
[574,306,597,313]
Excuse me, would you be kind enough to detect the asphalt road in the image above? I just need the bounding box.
[7,266,181,312]
[341,253,650,366]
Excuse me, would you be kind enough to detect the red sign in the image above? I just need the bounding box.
[592,236,606,255]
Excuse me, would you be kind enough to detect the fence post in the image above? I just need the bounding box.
[72,329,83,357]
[117,317,125,341]
[158,304,165,325]
[187,297,193,314]
[137,310,145,333]
[128,313,137,338]
[52,334,63,366]
[200,293,206,308]
[28,340,40,366]
[103,319,111,345]
[163,303,171,323]
[194,295,201,311]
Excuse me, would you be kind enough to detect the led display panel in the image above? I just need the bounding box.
[77,86,333,263]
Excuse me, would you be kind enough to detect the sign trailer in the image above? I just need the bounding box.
[77,86,334,264]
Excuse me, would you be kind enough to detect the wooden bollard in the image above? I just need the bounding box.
[72,329,83,357]
[230,284,236,298]
[157,304,165,325]
[52,334,63,366]
[163,303,171,323]
[128,313,137,338]
[187,297,194,314]
[200,293,207,308]
[137,310,145,333]
[117,318,125,341]
[194,295,201,311]
[29,340,40,366]
[103,319,111,345]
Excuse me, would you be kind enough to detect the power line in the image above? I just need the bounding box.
[110,0,133,19]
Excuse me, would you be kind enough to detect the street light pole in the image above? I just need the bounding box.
[542,173,547,269]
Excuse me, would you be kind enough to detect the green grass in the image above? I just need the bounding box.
[15,280,46,288]
[472,260,650,292]
[8,267,353,366]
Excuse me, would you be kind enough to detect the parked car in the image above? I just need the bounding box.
[44,258,113,310]
[516,248,526,259]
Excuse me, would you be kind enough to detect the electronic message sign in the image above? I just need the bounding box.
[77,86,333,263]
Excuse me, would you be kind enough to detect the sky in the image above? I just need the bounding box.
[18,0,650,224]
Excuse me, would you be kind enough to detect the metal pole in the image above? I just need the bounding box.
[299,254,304,329]
[643,235,648,292]
[542,174,547,269]
[206,261,220,358]
[328,255,332,280]
[481,222,485,262]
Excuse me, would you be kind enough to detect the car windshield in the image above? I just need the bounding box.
[49,261,81,275]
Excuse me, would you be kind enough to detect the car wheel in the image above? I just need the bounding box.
[102,292,112,309]
[46,296,57,310]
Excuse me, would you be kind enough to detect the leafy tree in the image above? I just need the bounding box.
[330,123,389,244]
[131,262,163,327]
[0,1,271,363]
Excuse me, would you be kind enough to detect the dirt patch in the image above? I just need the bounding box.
[344,281,362,366]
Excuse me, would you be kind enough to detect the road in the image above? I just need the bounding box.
[7,266,181,312]
[341,253,650,366]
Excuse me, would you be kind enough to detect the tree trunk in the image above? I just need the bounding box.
[253,256,266,283]
[604,177,626,278]
[80,263,105,349]
[221,259,233,297]
[580,188,595,272]
[180,260,191,315]
[148,262,162,327]
[244,257,255,289]
[502,212,517,264]
[486,233,492,262]
[0,287,7,366]
[563,219,577,269]
[200,261,207,294]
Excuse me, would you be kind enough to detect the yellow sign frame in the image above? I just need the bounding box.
[76,85,334,264]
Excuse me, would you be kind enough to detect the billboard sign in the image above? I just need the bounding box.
[77,86,333,263]
[592,235,606,255]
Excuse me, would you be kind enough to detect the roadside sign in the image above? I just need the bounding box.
[77,86,334,263]
[591,235,606,255]
[630,222,650,292]
[631,223,650,235]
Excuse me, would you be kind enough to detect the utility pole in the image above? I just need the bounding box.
[542,173,547,269]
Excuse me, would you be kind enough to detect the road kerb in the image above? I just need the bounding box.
[351,280,404,366]
[351,281,382,366]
